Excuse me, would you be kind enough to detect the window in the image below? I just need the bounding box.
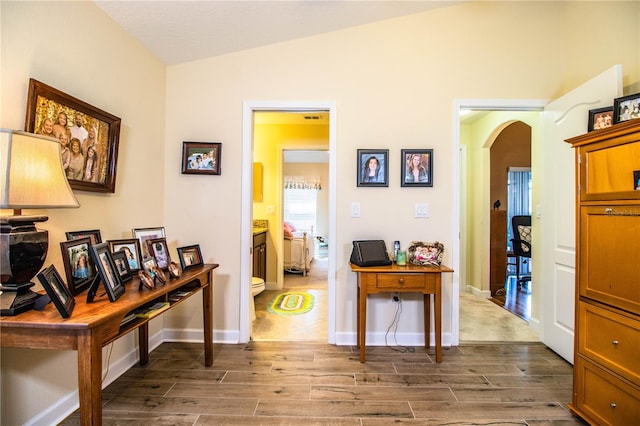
[283,188,317,234]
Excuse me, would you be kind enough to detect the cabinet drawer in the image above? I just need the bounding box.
[376,273,426,290]
[579,205,640,314]
[574,356,640,426]
[578,302,640,383]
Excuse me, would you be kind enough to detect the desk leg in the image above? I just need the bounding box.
[203,278,214,367]
[77,329,102,425]
[358,276,367,363]
[434,275,442,363]
[423,293,431,350]
[138,322,149,366]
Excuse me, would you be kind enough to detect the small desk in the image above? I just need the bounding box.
[0,263,218,426]
[350,262,453,363]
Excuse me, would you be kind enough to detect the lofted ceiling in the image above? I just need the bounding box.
[94,0,464,65]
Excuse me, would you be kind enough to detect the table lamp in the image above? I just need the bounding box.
[1,129,79,315]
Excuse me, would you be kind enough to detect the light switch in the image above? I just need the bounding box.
[415,203,429,218]
[266,205,275,215]
[351,202,361,218]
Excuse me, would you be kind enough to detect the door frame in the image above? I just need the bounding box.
[452,99,547,345]
[240,101,337,343]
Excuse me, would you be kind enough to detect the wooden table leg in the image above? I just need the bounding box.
[77,329,102,425]
[434,275,442,363]
[138,322,149,366]
[423,293,431,349]
[202,277,214,367]
[358,276,367,363]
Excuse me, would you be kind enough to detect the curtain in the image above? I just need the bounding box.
[284,176,321,190]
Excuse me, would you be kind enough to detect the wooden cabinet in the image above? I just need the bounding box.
[490,210,508,296]
[566,120,640,425]
[253,231,267,280]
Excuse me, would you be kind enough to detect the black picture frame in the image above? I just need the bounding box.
[133,226,166,259]
[357,149,389,187]
[588,106,614,131]
[108,238,143,272]
[89,242,125,302]
[60,237,98,296]
[177,244,204,270]
[111,250,132,283]
[147,237,171,270]
[181,142,222,175]
[613,93,640,124]
[65,229,102,245]
[37,265,75,318]
[401,149,433,187]
[24,78,121,193]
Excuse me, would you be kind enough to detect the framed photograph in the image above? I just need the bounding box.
[401,149,433,187]
[588,106,614,131]
[108,238,143,272]
[634,170,640,191]
[407,241,444,266]
[613,93,640,124]
[133,227,166,259]
[66,229,102,245]
[111,250,132,283]
[147,237,171,270]
[60,237,98,296]
[37,265,75,318]
[357,149,388,187]
[89,242,125,302]
[24,78,121,193]
[177,244,204,270]
[142,256,158,275]
[181,142,222,175]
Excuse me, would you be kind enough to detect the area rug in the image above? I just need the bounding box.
[268,292,314,316]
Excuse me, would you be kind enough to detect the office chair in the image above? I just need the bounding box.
[510,215,531,290]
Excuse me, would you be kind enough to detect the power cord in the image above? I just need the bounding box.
[384,296,415,353]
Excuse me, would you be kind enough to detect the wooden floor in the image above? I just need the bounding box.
[491,275,531,321]
[60,341,585,425]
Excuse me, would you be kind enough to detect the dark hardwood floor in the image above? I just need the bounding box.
[60,341,584,425]
[491,275,531,321]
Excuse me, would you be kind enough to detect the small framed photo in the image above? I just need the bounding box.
[634,170,640,191]
[37,265,75,318]
[133,227,166,259]
[65,229,102,245]
[357,149,389,187]
[177,244,204,270]
[588,106,614,131]
[111,250,132,283]
[182,142,222,175]
[142,257,158,275]
[108,238,143,272]
[401,149,433,187]
[613,93,640,124]
[60,237,98,295]
[89,242,125,302]
[147,237,171,270]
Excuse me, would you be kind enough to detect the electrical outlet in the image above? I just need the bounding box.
[392,293,400,302]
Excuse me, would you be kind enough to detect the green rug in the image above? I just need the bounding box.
[268,292,314,315]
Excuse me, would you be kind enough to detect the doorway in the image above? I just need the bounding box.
[240,101,337,344]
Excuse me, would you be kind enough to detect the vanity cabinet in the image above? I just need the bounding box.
[566,120,640,425]
[253,231,267,280]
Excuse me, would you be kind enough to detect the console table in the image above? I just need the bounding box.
[0,263,218,425]
[350,262,453,363]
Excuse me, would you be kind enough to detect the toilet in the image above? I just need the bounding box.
[251,277,265,296]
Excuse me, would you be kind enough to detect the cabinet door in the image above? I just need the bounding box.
[579,205,640,313]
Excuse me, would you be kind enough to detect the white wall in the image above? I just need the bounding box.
[1,0,639,424]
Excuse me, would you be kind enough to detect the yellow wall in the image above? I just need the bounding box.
[1,0,639,423]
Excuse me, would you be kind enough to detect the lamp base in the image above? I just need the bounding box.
[0,283,40,316]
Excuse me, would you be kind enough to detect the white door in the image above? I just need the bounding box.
[539,65,622,362]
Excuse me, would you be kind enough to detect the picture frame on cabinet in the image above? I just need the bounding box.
[357,149,389,187]
[613,93,640,124]
[60,237,98,296]
[587,106,614,131]
[634,170,640,191]
[108,238,143,272]
[177,244,204,270]
[89,242,125,302]
[181,141,222,175]
[111,249,132,284]
[132,227,166,259]
[401,149,433,187]
[66,229,102,245]
[146,237,171,270]
[24,78,121,193]
[37,264,75,318]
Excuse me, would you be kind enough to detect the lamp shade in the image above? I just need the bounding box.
[0,129,79,209]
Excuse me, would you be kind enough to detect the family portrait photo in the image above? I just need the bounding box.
[181,142,222,175]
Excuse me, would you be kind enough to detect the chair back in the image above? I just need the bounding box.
[511,215,531,258]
